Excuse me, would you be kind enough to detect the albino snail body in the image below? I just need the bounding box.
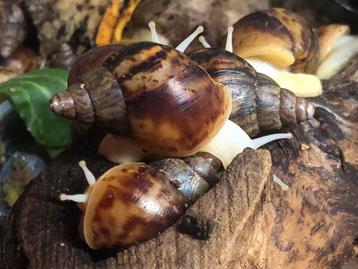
[60,153,220,249]
[50,23,292,168]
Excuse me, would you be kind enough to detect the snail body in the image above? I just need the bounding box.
[60,153,219,249]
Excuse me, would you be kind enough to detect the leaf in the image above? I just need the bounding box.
[0,68,71,157]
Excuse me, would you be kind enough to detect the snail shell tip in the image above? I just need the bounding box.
[49,91,76,119]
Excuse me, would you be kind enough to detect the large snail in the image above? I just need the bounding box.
[60,153,221,249]
[50,24,291,168]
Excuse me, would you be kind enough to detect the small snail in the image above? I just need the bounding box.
[50,23,291,168]
[230,8,323,97]
[230,7,358,92]
[60,153,220,249]
[188,29,315,137]
[232,8,319,72]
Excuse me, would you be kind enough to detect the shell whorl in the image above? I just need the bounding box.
[190,48,314,136]
[78,152,221,249]
[50,42,232,157]
[50,66,129,135]
[232,8,319,72]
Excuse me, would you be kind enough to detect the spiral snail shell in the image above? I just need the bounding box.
[51,23,292,168]
[60,153,219,249]
[189,47,314,137]
[227,8,323,97]
[50,39,231,157]
[232,7,319,72]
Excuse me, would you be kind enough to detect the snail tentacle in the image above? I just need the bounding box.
[225,26,234,53]
[148,21,160,43]
[79,160,96,186]
[176,25,204,53]
[200,120,291,168]
[60,160,96,202]
[198,36,212,48]
[60,194,88,203]
[251,132,292,149]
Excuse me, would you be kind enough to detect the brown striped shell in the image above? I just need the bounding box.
[72,153,218,249]
[82,163,185,249]
[67,44,124,85]
[50,42,232,157]
[189,48,314,136]
[232,8,319,73]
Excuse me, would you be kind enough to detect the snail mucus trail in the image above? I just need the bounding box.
[50,22,292,168]
[60,153,220,249]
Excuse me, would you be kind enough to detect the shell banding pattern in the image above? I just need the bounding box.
[189,48,314,137]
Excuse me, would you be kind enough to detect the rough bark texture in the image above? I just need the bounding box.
[1,56,358,269]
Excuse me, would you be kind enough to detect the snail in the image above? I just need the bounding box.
[231,7,358,90]
[230,7,323,97]
[50,23,291,168]
[60,153,220,249]
[187,28,315,137]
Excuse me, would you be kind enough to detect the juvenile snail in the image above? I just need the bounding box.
[230,7,322,97]
[60,153,220,249]
[231,7,358,91]
[50,23,291,167]
[189,29,315,137]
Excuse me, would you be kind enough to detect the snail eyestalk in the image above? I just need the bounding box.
[59,161,96,203]
[176,25,204,53]
[79,160,96,186]
[251,133,292,149]
[60,194,88,203]
[198,36,211,48]
[148,21,160,43]
[225,26,234,53]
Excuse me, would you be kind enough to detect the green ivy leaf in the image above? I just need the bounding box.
[0,68,71,158]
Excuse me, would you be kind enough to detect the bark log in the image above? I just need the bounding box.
[1,60,358,269]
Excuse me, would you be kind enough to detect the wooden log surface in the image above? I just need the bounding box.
[1,60,358,268]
